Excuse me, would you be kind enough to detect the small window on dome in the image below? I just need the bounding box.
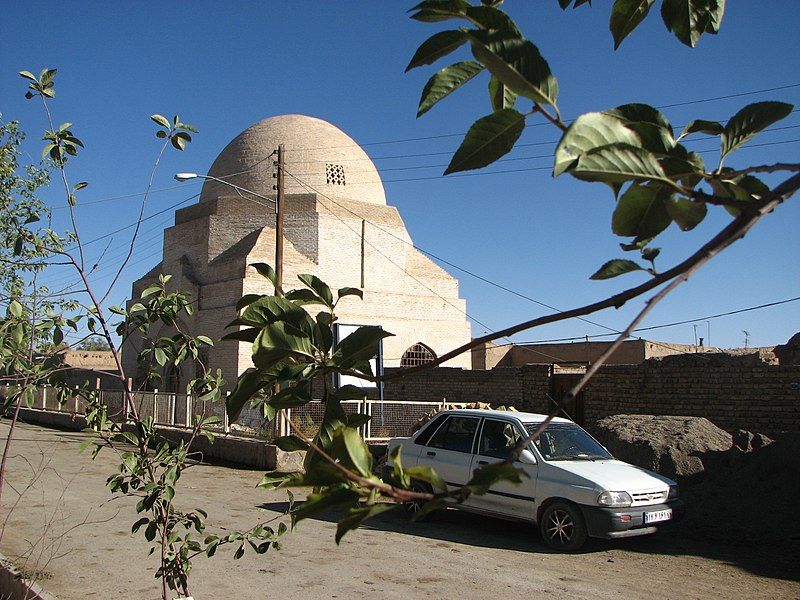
[326,164,346,186]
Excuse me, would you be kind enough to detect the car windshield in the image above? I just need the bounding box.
[524,422,612,461]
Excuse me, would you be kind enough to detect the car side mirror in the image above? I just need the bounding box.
[518,449,537,465]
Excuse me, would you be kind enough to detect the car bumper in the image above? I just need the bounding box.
[579,499,686,539]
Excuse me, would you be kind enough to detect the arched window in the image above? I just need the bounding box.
[401,343,436,368]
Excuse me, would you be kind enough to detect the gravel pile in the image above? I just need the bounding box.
[590,414,798,545]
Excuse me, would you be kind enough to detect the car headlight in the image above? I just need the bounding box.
[668,484,679,501]
[597,491,633,507]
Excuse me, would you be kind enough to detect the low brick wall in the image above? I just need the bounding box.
[15,407,295,470]
[378,364,552,412]
[583,354,800,436]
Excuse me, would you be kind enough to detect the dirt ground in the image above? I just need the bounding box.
[2,422,798,600]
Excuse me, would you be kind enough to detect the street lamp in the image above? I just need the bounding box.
[174,145,285,295]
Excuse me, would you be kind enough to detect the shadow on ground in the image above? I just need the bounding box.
[258,500,800,583]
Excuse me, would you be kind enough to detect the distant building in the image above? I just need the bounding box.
[123,115,471,391]
[472,339,720,369]
[53,349,121,389]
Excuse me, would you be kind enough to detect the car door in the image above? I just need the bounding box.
[467,418,538,517]
[415,415,480,493]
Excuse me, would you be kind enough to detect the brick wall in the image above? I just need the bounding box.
[377,365,552,413]
[583,354,800,436]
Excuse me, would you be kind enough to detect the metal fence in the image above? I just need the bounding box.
[3,385,461,443]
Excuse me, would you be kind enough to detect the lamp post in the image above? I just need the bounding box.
[175,147,285,295]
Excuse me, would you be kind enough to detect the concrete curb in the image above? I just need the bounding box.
[0,552,58,600]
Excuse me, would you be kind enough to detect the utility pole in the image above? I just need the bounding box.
[274,144,285,297]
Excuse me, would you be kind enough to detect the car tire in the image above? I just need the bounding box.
[403,481,434,521]
[539,502,587,551]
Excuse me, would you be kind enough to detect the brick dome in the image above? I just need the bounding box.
[200,114,387,205]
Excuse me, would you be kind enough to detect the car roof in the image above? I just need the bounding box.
[435,408,573,424]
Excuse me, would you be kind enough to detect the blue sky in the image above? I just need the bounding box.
[2,1,798,350]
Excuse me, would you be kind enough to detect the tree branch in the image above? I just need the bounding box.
[383,171,800,381]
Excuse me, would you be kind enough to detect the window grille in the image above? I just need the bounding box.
[401,343,436,368]
[326,164,346,185]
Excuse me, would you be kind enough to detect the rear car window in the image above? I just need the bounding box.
[428,416,480,453]
[414,413,447,445]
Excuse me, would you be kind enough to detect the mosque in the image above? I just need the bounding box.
[122,115,472,391]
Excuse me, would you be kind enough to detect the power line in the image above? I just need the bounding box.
[282,83,800,152]
[49,183,187,211]
[511,296,800,345]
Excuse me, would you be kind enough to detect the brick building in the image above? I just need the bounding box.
[122,115,471,390]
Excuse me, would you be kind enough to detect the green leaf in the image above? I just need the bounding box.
[610,0,655,49]
[293,488,361,523]
[468,30,558,109]
[571,144,668,187]
[405,30,469,72]
[665,198,707,231]
[612,184,672,238]
[256,472,300,491]
[226,367,275,420]
[150,114,170,128]
[253,321,315,367]
[605,104,674,154]
[19,70,37,82]
[274,435,308,452]
[679,119,723,139]
[171,135,186,151]
[417,61,485,118]
[554,112,642,177]
[721,101,794,159]
[236,294,263,310]
[444,108,525,175]
[488,76,517,111]
[154,347,168,366]
[465,462,525,495]
[269,384,312,409]
[405,465,447,492]
[239,296,308,328]
[409,0,471,22]
[331,326,393,370]
[221,327,260,342]
[284,289,327,306]
[337,287,363,301]
[464,5,521,34]
[298,274,334,307]
[661,0,726,47]
[331,427,373,478]
[8,300,23,318]
[590,258,645,280]
[335,505,394,544]
[641,247,660,263]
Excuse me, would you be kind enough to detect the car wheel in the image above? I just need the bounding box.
[540,502,587,551]
[403,481,434,521]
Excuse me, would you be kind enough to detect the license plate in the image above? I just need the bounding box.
[644,509,672,524]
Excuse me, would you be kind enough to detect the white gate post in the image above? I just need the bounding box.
[223,391,230,434]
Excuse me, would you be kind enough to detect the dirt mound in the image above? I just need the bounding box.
[680,432,800,545]
[589,415,732,481]
[773,331,800,365]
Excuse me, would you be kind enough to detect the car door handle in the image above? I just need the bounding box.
[426,451,436,457]
[477,460,488,465]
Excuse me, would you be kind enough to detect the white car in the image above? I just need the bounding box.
[386,409,684,550]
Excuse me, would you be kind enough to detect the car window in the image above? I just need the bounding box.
[414,413,447,446]
[427,416,479,453]
[525,422,612,461]
[478,419,523,459]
